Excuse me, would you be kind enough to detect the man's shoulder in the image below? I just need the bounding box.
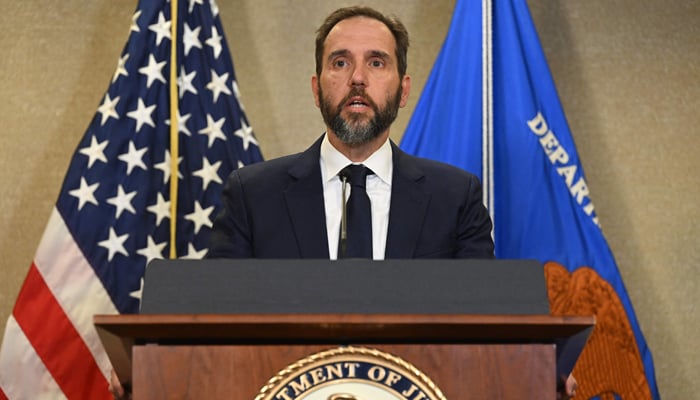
[227,153,305,191]
[238,152,302,175]
[395,147,480,183]
[235,137,323,182]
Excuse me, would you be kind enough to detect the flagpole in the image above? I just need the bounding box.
[169,0,180,258]
[482,0,495,237]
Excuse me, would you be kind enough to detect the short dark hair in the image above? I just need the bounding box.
[315,6,409,78]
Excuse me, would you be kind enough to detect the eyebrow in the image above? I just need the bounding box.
[367,50,391,60]
[327,49,351,62]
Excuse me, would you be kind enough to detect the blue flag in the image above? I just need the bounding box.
[401,0,659,398]
[0,1,262,398]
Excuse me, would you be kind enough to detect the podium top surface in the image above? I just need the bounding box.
[140,258,551,315]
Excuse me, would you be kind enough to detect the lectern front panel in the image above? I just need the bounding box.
[132,343,556,399]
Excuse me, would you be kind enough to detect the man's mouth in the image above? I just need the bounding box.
[345,96,370,110]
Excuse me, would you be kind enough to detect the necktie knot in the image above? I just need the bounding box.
[340,164,373,189]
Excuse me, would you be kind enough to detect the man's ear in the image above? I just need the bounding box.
[311,75,320,107]
[399,74,412,108]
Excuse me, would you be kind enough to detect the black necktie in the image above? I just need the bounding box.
[339,164,373,258]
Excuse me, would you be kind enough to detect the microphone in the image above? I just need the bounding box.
[338,169,350,258]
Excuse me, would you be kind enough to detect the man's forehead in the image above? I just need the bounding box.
[324,16,396,55]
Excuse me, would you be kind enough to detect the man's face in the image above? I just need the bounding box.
[312,16,411,146]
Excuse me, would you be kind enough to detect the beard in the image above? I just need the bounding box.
[318,85,402,146]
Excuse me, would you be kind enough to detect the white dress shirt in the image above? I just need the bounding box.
[320,134,393,260]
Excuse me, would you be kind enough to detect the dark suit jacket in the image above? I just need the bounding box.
[207,136,494,259]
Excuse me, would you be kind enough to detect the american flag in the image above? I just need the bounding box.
[0,0,263,398]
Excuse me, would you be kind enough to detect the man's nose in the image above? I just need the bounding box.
[349,65,367,87]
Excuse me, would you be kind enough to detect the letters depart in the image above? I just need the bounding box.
[528,112,599,227]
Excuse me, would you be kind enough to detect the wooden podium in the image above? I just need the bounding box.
[95,313,593,399]
[96,259,593,399]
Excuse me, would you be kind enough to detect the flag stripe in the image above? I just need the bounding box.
[36,209,118,376]
[0,317,66,400]
[13,264,110,399]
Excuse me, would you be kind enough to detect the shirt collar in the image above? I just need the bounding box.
[320,134,393,185]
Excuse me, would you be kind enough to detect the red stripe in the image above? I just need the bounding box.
[13,263,111,400]
[0,385,8,400]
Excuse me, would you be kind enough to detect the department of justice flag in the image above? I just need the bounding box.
[0,0,263,398]
[401,0,660,398]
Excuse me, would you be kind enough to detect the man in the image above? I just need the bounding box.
[206,6,495,260]
[205,7,579,398]
[113,8,577,399]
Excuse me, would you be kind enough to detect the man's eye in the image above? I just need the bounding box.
[334,60,347,68]
[370,60,384,68]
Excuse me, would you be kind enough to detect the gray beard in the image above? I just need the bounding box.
[319,86,402,146]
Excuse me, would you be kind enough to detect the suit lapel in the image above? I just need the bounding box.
[385,143,430,258]
[283,137,330,258]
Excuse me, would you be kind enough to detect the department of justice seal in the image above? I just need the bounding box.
[254,346,446,400]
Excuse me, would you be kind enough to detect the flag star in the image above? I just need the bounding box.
[154,150,183,184]
[106,185,138,219]
[182,23,202,56]
[232,80,246,111]
[206,70,231,102]
[177,112,192,136]
[130,278,144,300]
[178,66,198,98]
[127,98,156,132]
[198,114,227,147]
[79,136,109,168]
[238,160,245,169]
[147,192,171,226]
[210,0,220,17]
[138,54,167,88]
[130,10,142,33]
[193,157,223,190]
[148,11,172,46]
[234,118,258,150]
[136,236,167,264]
[205,26,223,59]
[166,111,193,136]
[188,0,204,13]
[98,227,129,262]
[68,177,100,210]
[118,141,148,175]
[182,243,207,259]
[112,53,129,83]
[185,201,214,234]
[97,94,120,126]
